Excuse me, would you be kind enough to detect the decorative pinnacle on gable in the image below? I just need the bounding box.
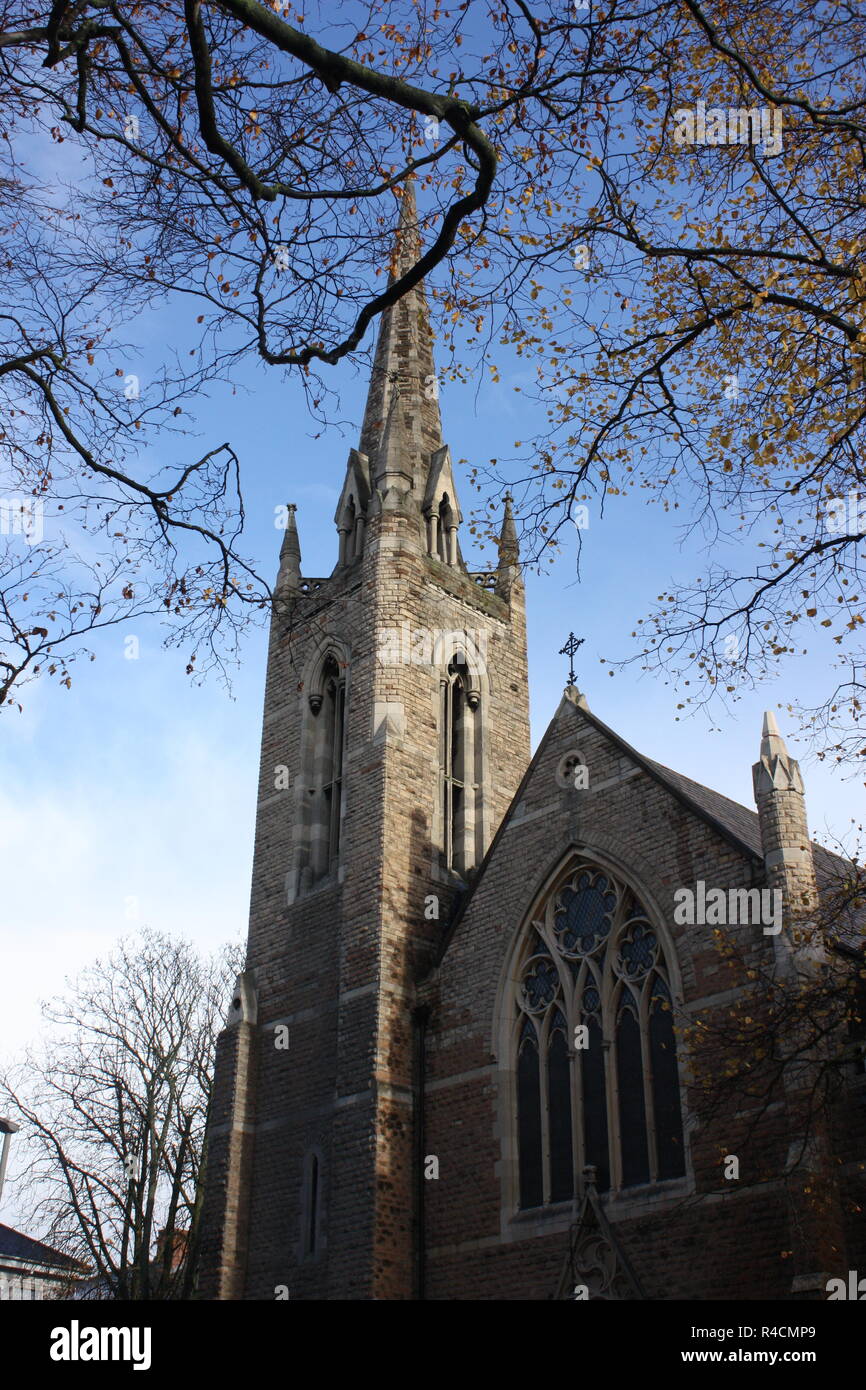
[752,710,805,797]
[494,493,521,597]
[497,494,519,568]
[357,180,444,490]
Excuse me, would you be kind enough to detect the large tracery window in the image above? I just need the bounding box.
[514,864,685,1209]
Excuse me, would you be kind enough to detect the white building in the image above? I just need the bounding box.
[0,1222,88,1300]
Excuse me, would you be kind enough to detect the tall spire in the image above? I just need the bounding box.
[333,179,465,566]
[358,180,444,491]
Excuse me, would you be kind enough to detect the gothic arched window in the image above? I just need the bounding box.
[320,658,345,871]
[513,864,685,1208]
[440,655,466,871]
[306,655,345,882]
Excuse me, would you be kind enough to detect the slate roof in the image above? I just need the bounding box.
[641,757,766,862]
[640,756,862,949]
[0,1222,87,1273]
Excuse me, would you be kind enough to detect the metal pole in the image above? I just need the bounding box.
[0,1117,20,1205]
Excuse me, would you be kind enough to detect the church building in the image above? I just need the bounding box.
[198,190,866,1301]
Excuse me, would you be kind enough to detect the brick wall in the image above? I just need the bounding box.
[421,691,861,1299]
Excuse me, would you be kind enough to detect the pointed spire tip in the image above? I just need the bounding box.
[762,709,780,738]
[759,709,787,758]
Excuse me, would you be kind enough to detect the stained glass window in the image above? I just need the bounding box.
[517,1018,543,1210]
[548,1012,574,1202]
[513,862,685,1207]
[650,978,686,1179]
[617,989,649,1187]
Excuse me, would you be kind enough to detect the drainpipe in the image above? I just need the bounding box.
[0,1117,20,1205]
[412,1006,430,1301]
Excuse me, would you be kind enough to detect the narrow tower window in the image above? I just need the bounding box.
[301,1150,321,1258]
[321,660,345,868]
[309,655,346,881]
[291,648,350,900]
[306,1155,319,1255]
[440,656,467,872]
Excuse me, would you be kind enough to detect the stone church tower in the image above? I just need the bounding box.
[198,186,530,1300]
